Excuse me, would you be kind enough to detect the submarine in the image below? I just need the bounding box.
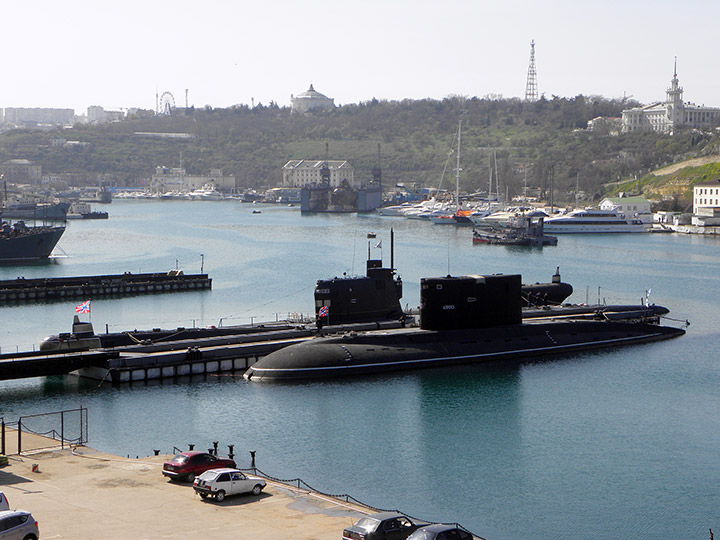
[39,315,302,352]
[313,229,575,330]
[244,272,685,381]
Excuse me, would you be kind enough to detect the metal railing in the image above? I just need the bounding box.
[1,407,88,455]
[245,466,486,540]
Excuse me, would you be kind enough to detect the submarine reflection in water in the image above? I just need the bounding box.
[244,274,685,381]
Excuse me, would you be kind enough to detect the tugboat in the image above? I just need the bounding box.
[66,201,108,219]
[473,214,557,246]
[0,220,65,263]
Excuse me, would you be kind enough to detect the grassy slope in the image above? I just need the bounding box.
[607,158,720,199]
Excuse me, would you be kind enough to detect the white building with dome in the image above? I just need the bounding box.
[622,61,720,134]
[290,84,335,113]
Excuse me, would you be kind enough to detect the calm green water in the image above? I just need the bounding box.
[1,201,718,540]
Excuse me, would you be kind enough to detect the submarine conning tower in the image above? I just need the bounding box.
[314,257,403,325]
[521,267,573,307]
[71,314,96,337]
[420,274,522,330]
[314,229,403,325]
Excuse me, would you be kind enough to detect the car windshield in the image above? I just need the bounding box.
[198,470,220,481]
[170,454,189,464]
[409,530,435,540]
[354,517,380,531]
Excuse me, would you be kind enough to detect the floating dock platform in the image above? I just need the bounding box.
[0,326,311,383]
[0,271,211,304]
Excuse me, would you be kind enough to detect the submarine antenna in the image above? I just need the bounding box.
[390,228,394,271]
[351,228,357,275]
[447,237,451,276]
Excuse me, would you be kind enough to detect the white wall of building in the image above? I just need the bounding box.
[282,160,355,188]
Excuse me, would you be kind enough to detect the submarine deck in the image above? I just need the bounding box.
[245,320,686,380]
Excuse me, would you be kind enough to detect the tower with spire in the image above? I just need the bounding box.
[621,58,720,134]
[665,57,684,126]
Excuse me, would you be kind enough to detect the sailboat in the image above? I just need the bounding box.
[431,120,464,224]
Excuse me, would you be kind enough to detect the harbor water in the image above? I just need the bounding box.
[1,200,718,540]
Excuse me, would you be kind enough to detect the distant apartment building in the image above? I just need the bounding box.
[2,107,75,127]
[290,84,335,113]
[0,159,42,183]
[622,63,720,134]
[87,106,125,124]
[149,167,237,193]
[282,160,355,188]
[692,179,720,225]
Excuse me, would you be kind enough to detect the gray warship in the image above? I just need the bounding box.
[0,220,66,262]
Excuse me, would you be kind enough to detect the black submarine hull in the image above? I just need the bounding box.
[244,320,685,381]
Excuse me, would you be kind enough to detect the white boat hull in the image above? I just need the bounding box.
[543,224,649,234]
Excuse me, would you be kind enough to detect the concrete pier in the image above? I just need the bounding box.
[1,443,368,539]
[0,271,211,305]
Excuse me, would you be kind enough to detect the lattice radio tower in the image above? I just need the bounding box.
[525,40,538,101]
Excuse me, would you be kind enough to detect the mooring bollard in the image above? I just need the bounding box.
[153,449,160,456]
[250,450,256,469]
[228,444,234,460]
[212,441,218,455]
[188,443,194,451]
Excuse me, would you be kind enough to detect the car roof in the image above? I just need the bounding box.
[366,511,409,521]
[0,510,31,517]
[201,468,241,474]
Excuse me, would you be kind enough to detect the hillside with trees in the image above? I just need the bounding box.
[1,95,719,205]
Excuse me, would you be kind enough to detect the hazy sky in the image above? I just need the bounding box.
[3,0,719,114]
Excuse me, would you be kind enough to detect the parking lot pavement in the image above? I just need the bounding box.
[0,446,366,539]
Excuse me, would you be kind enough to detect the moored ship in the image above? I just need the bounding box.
[543,208,650,233]
[473,215,557,246]
[0,220,65,262]
[0,201,70,221]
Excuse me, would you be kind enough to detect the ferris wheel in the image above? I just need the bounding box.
[158,91,176,115]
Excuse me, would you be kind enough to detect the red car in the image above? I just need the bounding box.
[162,451,236,483]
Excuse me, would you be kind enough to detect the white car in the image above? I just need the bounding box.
[192,468,266,502]
[0,510,39,540]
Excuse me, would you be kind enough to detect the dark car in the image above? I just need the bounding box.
[162,451,236,483]
[407,524,474,540]
[342,512,421,540]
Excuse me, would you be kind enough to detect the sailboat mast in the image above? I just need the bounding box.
[455,120,462,207]
[488,165,493,202]
[493,150,499,204]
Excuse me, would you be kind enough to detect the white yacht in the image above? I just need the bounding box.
[189,184,224,200]
[471,206,536,228]
[542,209,651,233]
[376,202,421,216]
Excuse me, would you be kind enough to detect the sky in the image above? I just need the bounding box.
[2,0,719,114]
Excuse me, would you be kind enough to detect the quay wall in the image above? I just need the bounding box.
[0,272,211,304]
